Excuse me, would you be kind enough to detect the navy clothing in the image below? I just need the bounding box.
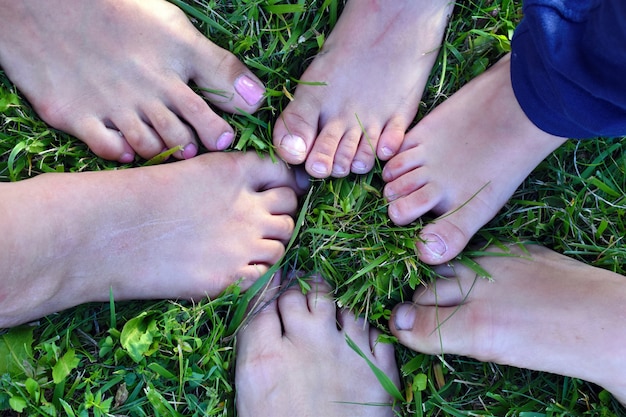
[510,0,626,138]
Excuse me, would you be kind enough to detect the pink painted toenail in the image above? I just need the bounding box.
[216,132,234,150]
[422,233,447,259]
[280,134,307,158]
[234,75,265,106]
[182,143,198,159]
[119,153,134,163]
[393,304,416,331]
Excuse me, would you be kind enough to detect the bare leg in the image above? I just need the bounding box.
[236,274,400,417]
[390,244,626,404]
[0,152,309,328]
[273,0,454,178]
[0,0,265,162]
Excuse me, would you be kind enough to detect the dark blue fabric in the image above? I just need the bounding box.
[511,0,626,138]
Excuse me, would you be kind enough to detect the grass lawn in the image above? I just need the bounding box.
[1,0,625,415]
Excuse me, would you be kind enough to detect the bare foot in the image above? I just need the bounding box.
[382,54,567,264]
[0,152,309,327]
[273,0,454,178]
[389,244,626,404]
[236,274,400,417]
[0,0,265,162]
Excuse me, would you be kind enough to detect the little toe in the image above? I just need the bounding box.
[72,118,135,162]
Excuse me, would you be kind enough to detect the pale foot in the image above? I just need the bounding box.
[0,0,265,162]
[236,274,400,417]
[273,0,454,178]
[389,244,626,405]
[0,152,309,328]
[382,54,567,264]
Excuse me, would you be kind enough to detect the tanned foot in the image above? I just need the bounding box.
[382,54,567,264]
[0,0,266,162]
[236,274,400,417]
[390,243,626,405]
[273,0,454,178]
[0,152,309,327]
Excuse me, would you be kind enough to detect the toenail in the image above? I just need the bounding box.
[311,162,328,176]
[216,132,234,150]
[381,146,394,157]
[421,233,447,259]
[119,152,134,163]
[332,164,347,176]
[280,134,307,158]
[182,143,198,159]
[351,160,367,173]
[234,75,265,106]
[393,304,417,331]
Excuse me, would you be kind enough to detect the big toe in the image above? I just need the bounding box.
[273,100,321,166]
[190,41,266,113]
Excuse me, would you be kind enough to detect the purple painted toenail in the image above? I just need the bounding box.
[234,75,265,106]
[182,143,198,159]
[119,153,134,163]
[216,132,234,150]
[280,134,307,158]
[393,304,416,331]
[422,233,447,259]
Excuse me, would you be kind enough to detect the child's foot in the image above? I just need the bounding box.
[0,152,309,327]
[236,274,400,417]
[273,0,454,178]
[0,0,265,162]
[382,54,567,264]
[390,244,626,404]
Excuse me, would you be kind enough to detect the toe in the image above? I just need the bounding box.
[111,114,164,159]
[189,41,266,113]
[144,102,198,158]
[305,123,345,178]
[386,182,438,226]
[71,118,136,162]
[377,117,407,161]
[273,100,320,165]
[167,82,235,152]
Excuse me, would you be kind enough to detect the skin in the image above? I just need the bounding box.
[383,54,567,264]
[0,152,309,328]
[0,0,266,162]
[390,243,626,405]
[273,0,455,178]
[236,273,400,417]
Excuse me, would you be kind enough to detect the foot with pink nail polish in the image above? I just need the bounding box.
[273,0,454,178]
[0,0,265,162]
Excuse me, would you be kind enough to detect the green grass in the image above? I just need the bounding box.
[1,0,625,416]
